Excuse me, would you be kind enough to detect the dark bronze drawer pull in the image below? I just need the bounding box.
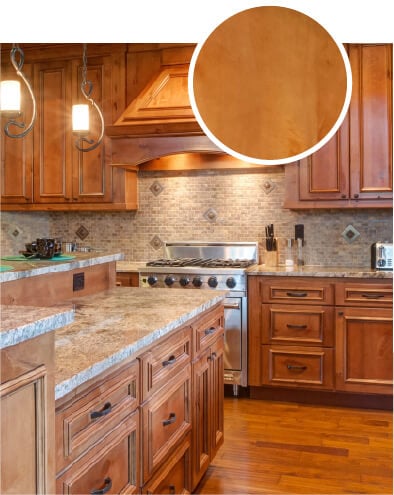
[286,324,307,329]
[286,291,308,297]
[162,355,176,367]
[169,485,176,495]
[204,327,216,335]
[361,293,385,299]
[90,402,112,419]
[162,412,176,426]
[91,477,112,494]
[287,364,307,371]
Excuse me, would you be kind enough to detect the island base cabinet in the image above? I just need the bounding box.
[192,334,224,489]
[0,332,55,495]
[56,410,140,494]
[336,307,393,395]
[142,434,192,495]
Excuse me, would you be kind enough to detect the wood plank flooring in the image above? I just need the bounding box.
[195,398,393,494]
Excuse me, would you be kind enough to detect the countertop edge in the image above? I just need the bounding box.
[246,265,393,278]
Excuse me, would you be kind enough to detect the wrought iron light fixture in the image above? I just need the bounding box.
[0,44,37,138]
[72,44,104,152]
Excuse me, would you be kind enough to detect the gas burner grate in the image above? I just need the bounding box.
[146,257,255,268]
[200,258,256,268]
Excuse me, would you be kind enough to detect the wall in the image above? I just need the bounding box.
[1,167,392,267]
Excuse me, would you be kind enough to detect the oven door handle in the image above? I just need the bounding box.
[224,302,241,310]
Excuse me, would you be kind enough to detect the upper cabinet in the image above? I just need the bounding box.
[284,43,393,209]
[0,44,136,211]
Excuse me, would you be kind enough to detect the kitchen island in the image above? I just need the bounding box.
[1,252,227,494]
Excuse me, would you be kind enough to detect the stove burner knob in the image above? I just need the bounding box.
[147,275,158,286]
[164,275,176,287]
[208,276,218,288]
[226,277,237,289]
[192,276,203,288]
[179,276,190,287]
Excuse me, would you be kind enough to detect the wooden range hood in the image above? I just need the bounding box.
[105,62,224,171]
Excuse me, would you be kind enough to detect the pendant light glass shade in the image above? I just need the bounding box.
[0,80,21,113]
[72,104,89,133]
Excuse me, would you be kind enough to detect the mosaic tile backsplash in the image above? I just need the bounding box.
[1,167,392,267]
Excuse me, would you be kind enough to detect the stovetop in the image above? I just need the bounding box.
[146,257,256,269]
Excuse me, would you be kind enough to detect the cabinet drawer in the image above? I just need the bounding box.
[262,345,334,390]
[193,305,224,356]
[336,282,393,307]
[262,304,334,346]
[140,326,192,401]
[55,361,139,473]
[142,434,191,494]
[261,278,334,305]
[56,410,139,494]
[141,366,191,483]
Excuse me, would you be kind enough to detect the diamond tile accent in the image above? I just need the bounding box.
[150,235,163,250]
[204,208,218,222]
[150,181,164,196]
[341,225,360,243]
[75,225,89,240]
[262,179,276,195]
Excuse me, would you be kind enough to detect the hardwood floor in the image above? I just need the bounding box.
[195,397,393,494]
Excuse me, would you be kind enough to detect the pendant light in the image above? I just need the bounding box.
[72,44,104,152]
[0,44,37,138]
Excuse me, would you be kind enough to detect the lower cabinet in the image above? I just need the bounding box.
[248,275,393,402]
[191,308,225,489]
[1,332,55,495]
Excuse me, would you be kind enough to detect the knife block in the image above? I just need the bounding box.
[264,250,278,267]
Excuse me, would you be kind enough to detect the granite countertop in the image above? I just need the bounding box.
[246,265,393,279]
[54,287,226,400]
[0,251,124,283]
[0,304,74,349]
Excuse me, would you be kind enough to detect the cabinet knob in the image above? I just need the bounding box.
[338,311,344,316]
[341,194,346,199]
[354,193,359,199]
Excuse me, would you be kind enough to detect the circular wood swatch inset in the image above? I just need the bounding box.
[189,6,352,165]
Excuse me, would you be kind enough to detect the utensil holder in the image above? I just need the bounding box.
[265,250,278,267]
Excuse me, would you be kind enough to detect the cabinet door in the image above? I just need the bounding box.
[71,55,113,203]
[0,63,34,204]
[336,307,393,394]
[349,44,393,200]
[209,335,224,460]
[33,60,73,203]
[298,116,349,200]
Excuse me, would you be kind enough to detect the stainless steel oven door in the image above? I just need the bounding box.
[223,296,247,391]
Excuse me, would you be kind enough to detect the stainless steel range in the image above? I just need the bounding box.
[139,241,258,395]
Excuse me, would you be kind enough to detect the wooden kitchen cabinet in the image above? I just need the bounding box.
[0,44,133,211]
[0,63,34,204]
[1,332,55,495]
[55,360,140,493]
[284,43,393,209]
[249,277,335,391]
[248,275,393,404]
[191,306,224,489]
[335,281,393,395]
[116,271,140,287]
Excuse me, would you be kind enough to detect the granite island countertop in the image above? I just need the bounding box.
[0,251,124,283]
[1,304,74,349]
[246,264,393,279]
[54,287,227,400]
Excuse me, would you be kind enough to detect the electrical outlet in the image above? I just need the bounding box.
[73,272,85,291]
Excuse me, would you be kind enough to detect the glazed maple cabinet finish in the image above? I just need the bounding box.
[0,63,34,204]
[191,306,225,489]
[1,332,55,494]
[248,276,393,401]
[284,43,393,209]
[1,44,133,211]
[142,434,192,495]
[335,281,393,395]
